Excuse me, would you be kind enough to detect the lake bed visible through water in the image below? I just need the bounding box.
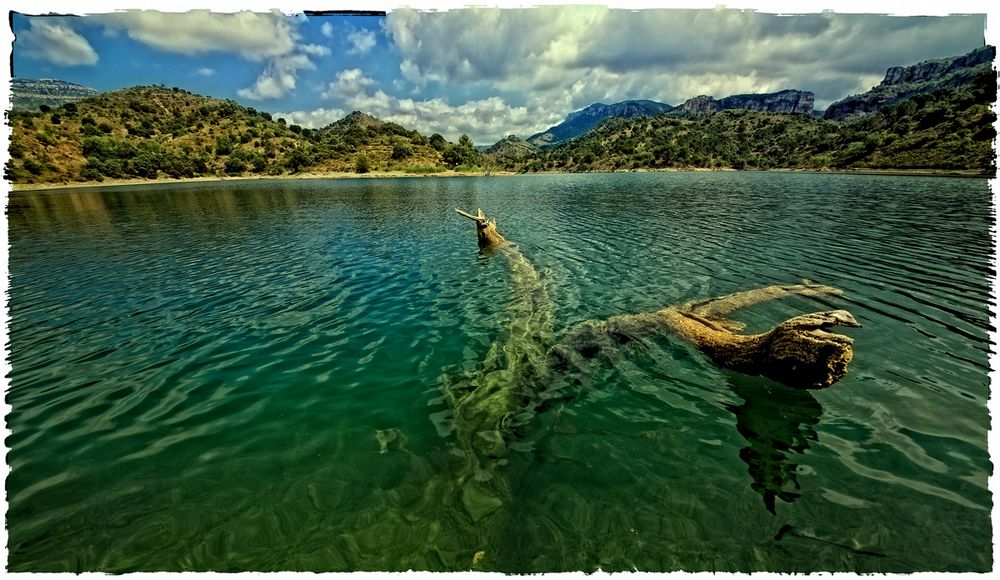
[5,172,994,572]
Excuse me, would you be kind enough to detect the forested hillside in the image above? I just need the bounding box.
[6,86,482,185]
[499,74,995,175]
[6,61,996,186]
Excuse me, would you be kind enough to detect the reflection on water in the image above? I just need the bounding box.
[5,173,993,573]
[724,373,822,514]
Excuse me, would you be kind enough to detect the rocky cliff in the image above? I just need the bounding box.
[678,90,815,115]
[824,46,995,121]
[11,78,100,111]
[527,99,674,146]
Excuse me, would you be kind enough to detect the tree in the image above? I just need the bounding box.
[355,154,370,173]
[429,133,447,151]
[391,138,413,160]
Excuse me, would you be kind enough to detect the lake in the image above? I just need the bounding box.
[5,172,993,572]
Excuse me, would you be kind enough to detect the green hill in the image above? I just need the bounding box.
[6,86,481,185]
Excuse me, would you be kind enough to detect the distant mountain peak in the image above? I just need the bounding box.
[824,46,995,121]
[527,99,675,147]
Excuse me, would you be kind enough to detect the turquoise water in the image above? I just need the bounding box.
[5,172,993,572]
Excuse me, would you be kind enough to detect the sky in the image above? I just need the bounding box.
[5,1,995,144]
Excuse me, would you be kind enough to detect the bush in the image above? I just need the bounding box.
[224,157,247,175]
[355,154,370,173]
[391,139,413,160]
[215,136,234,155]
[80,166,105,182]
[284,147,314,173]
[22,158,44,175]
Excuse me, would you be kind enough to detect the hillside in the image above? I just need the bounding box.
[6,86,480,185]
[824,46,995,121]
[527,100,674,147]
[487,134,541,161]
[11,78,100,112]
[507,78,995,174]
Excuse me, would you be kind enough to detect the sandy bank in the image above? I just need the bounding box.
[7,167,991,193]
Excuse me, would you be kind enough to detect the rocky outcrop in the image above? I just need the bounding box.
[678,90,815,115]
[824,46,995,121]
[527,100,674,146]
[11,78,99,111]
[882,45,994,85]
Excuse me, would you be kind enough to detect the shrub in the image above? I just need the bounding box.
[23,158,44,175]
[391,139,413,160]
[224,157,247,175]
[355,154,370,173]
[283,148,314,173]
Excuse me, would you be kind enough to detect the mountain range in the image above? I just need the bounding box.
[6,46,995,185]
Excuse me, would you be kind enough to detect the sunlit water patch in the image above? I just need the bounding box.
[5,172,993,572]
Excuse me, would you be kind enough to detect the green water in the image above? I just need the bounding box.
[5,172,993,572]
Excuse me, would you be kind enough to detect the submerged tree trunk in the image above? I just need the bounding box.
[456,210,861,390]
[556,282,860,389]
[445,209,861,527]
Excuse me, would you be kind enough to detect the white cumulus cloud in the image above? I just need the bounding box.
[95,10,298,61]
[322,68,377,100]
[317,68,545,143]
[18,18,99,66]
[347,28,376,55]
[272,107,348,129]
[383,7,987,109]
[238,54,315,100]
[91,10,338,101]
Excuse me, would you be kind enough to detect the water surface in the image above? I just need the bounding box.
[5,172,994,572]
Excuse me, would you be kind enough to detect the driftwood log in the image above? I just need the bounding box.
[457,209,860,390]
[556,283,860,389]
[444,209,860,522]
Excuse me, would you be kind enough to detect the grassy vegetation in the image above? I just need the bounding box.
[403,164,446,174]
[5,85,482,185]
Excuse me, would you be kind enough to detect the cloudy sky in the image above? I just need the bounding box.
[7,1,993,144]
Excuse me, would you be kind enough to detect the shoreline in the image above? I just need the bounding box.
[7,166,993,193]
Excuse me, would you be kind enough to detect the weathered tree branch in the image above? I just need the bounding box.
[455,208,506,250]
